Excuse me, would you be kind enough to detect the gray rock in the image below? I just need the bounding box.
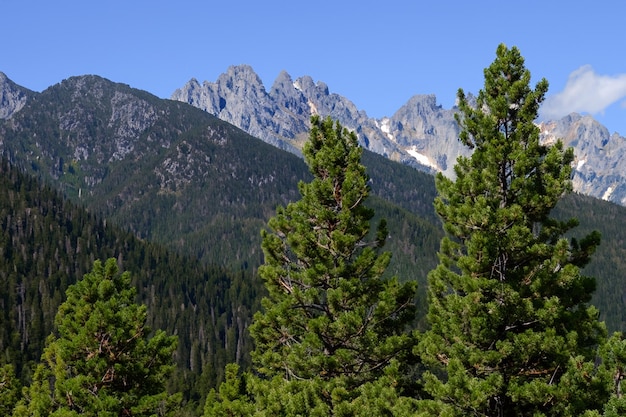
[171,65,626,207]
[0,72,32,119]
[539,114,626,205]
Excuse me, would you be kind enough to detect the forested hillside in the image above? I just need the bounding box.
[0,156,264,409]
[0,149,442,411]
[553,192,626,329]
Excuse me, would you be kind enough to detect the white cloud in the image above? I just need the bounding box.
[540,65,626,120]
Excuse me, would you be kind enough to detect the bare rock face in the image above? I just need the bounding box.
[540,114,626,205]
[172,65,426,170]
[383,95,466,176]
[172,67,473,174]
[172,65,299,153]
[0,72,32,119]
[172,66,626,207]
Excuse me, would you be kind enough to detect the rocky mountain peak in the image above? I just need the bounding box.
[171,65,298,152]
[293,75,329,97]
[270,70,294,92]
[385,95,465,175]
[216,65,266,96]
[0,72,32,119]
[172,66,626,206]
[539,114,626,205]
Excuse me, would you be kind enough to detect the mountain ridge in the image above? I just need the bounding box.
[172,65,626,206]
[0,73,440,269]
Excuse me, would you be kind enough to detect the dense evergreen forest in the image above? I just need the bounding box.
[2,48,626,415]
[0,156,265,412]
[3,122,626,415]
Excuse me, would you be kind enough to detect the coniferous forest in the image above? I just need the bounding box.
[2,45,626,415]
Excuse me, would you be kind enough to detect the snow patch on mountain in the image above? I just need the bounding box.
[603,186,614,201]
[378,118,395,141]
[406,147,438,170]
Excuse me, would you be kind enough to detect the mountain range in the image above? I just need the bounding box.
[1,70,626,323]
[172,64,626,206]
[0,72,445,398]
[1,70,626,407]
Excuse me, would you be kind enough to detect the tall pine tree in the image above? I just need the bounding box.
[13,258,181,417]
[418,44,608,416]
[246,115,418,411]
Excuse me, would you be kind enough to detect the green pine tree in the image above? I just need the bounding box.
[417,44,608,416]
[243,115,418,412]
[595,332,626,416]
[15,258,181,417]
[202,364,254,417]
[0,365,21,416]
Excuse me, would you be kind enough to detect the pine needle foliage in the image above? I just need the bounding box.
[14,259,181,417]
[418,44,608,417]
[249,115,417,391]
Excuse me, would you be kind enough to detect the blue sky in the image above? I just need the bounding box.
[3,0,626,136]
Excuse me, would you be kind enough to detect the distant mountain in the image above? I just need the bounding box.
[0,74,309,267]
[540,114,626,205]
[0,73,442,268]
[171,66,440,171]
[172,65,626,206]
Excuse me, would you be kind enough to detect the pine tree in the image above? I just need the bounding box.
[595,332,626,416]
[247,115,417,408]
[418,44,608,416]
[0,365,21,416]
[202,364,254,417]
[15,258,181,416]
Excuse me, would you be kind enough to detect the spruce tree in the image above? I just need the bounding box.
[247,116,417,405]
[14,258,181,417]
[418,44,607,416]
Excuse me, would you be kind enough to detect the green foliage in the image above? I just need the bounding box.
[205,361,418,417]
[594,332,626,416]
[0,365,21,416]
[12,363,53,417]
[17,258,181,416]
[250,116,418,388]
[203,364,254,417]
[231,116,419,415]
[418,44,608,416]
